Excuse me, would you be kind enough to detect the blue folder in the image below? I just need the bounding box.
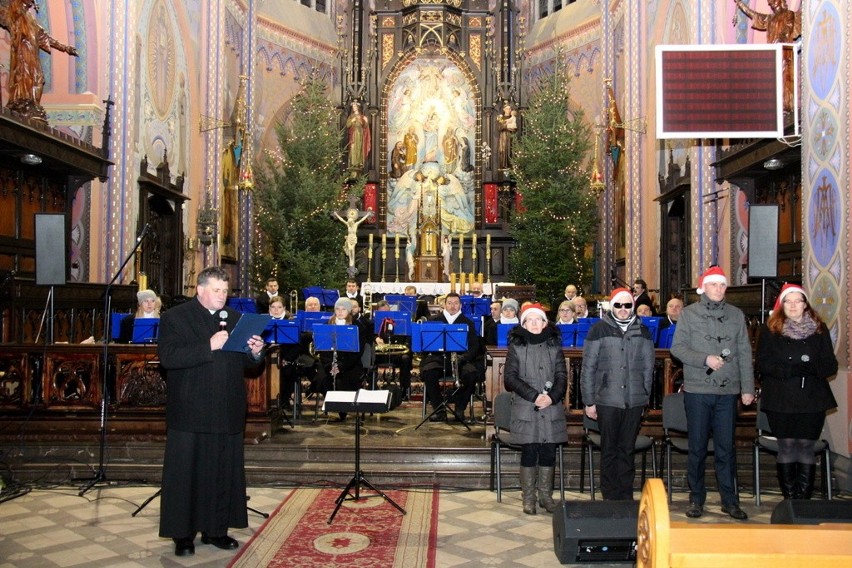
[263,319,300,344]
[658,324,676,349]
[111,312,131,341]
[372,310,412,336]
[576,321,593,346]
[496,323,518,347]
[312,324,360,352]
[383,294,417,315]
[130,318,159,344]
[226,297,257,313]
[556,323,579,347]
[411,323,468,353]
[640,316,663,345]
[296,311,329,333]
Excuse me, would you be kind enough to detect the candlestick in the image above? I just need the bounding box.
[450,273,456,293]
[460,272,466,294]
[368,233,373,259]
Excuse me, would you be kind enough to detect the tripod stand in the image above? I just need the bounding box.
[131,488,269,519]
[413,323,471,431]
[324,390,405,524]
[79,223,150,496]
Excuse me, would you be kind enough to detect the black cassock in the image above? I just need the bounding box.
[157,297,261,539]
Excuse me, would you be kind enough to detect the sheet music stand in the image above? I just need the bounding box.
[372,310,412,336]
[323,389,406,524]
[111,312,130,341]
[312,324,360,420]
[411,323,471,430]
[130,319,159,344]
[459,296,491,319]
[383,294,416,315]
[226,297,257,313]
[320,289,341,308]
[296,311,329,333]
[264,319,300,427]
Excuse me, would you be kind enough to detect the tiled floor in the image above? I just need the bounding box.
[0,479,815,568]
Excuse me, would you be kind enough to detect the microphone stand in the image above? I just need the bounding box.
[79,224,150,496]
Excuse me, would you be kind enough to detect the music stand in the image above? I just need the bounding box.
[412,323,471,431]
[130,318,159,344]
[459,296,491,319]
[496,323,517,347]
[226,297,257,313]
[320,289,341,308]
[296,311,328,333]
[383,294,416,315]
[111,312,130,341]
[313,324,360,420]
[323,389,405,524]
[264,319,300,428]
[372,311,412,389]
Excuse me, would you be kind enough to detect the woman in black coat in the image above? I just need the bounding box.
[503,304,568,515]
[755,284,837,499]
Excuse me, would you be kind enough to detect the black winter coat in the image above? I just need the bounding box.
[755,323,838,414]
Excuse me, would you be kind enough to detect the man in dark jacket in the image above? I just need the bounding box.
[420,292,482,422]
[581,288,655,500]
[670,266,755,521]
[158,266,265,557]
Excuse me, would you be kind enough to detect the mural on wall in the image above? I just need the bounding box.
[385,55,477,248]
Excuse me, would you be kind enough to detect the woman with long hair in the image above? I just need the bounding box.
[755,283,837,499]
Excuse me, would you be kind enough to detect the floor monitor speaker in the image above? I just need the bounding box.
[35,213,67,286]
[552,500,637,564]
[771,499,852,525]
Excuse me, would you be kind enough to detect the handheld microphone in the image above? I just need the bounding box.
[706,348,731,375]
[535,381,553,411]
[218,310,229,331]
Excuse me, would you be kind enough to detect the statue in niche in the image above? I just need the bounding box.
[496,102,518,170]
[345,101,371,172]
[0,0,78,122]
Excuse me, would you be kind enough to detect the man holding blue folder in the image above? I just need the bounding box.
[157,266,265,557]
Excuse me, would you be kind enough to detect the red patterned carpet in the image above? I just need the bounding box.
[229,487,437,567]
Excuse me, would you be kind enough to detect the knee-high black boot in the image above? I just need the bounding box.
[776,462,797,499]
[795,463,816,499]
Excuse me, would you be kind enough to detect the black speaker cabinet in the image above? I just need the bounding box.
[747,204,779,278]
[771,499,852,525]
[35,213,67,286]
[552,500,638,564]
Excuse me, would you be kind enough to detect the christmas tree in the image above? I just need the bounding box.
[508,66,598,306]
[251,73,361,293]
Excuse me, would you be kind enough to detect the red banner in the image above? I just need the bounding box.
[483,183,498,224]
[362,183,377,224]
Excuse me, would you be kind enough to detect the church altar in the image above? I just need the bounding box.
[362,281,499,296]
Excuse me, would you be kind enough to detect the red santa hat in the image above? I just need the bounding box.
[696,266,728,295]
[773,283,807,312]
[520,303,548,325]
[609,288,634,307]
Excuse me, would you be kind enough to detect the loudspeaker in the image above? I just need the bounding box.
[748,205,778,278]
[35,213,67,286]
[771,499,852,525]
[552,500,638,564]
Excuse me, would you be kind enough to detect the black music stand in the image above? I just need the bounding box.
[323,389,406,524]
[412,323,470,431]
[312,324,360,420]
[264,319,300,428]
[372,311,412,389]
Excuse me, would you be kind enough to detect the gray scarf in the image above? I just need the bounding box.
[782,312,818,340]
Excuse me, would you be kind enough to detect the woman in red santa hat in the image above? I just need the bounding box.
[755,283,837,499]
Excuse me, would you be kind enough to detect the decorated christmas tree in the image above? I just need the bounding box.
[251,73,362,293]
[508,66,599,306]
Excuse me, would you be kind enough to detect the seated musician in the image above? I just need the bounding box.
[420,292,483,422]
[483,298,519,346]
[118,289,161,343]
[313,297,371,421]
[269,296,313,411]
[374,299,413,401]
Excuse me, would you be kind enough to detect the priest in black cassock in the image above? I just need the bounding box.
[157,266,265,557]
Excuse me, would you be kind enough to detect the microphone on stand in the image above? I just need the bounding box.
[706,348,731,375]
[535,381,553,411]
[218,310,229,331]
[136,222,151,243]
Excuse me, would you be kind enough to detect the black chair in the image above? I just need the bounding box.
[489,391,565,502]
[579,413,657,500]
[753,400,832,505]
[661,391,738,504]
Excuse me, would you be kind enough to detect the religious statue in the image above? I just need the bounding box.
[441,234,452,280]
[334,207,371,268]
[390,140,406,179]
[442,127,459,173]
[734,0,801,112]
[496,102,518,171]
[403,125,419,170]
[405,234,416,281]
[345,101,371,172]
[0,0,78,122]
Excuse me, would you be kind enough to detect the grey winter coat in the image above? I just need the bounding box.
[670,294,755,396]
[580,313,655,409]
[503,324,569,445]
